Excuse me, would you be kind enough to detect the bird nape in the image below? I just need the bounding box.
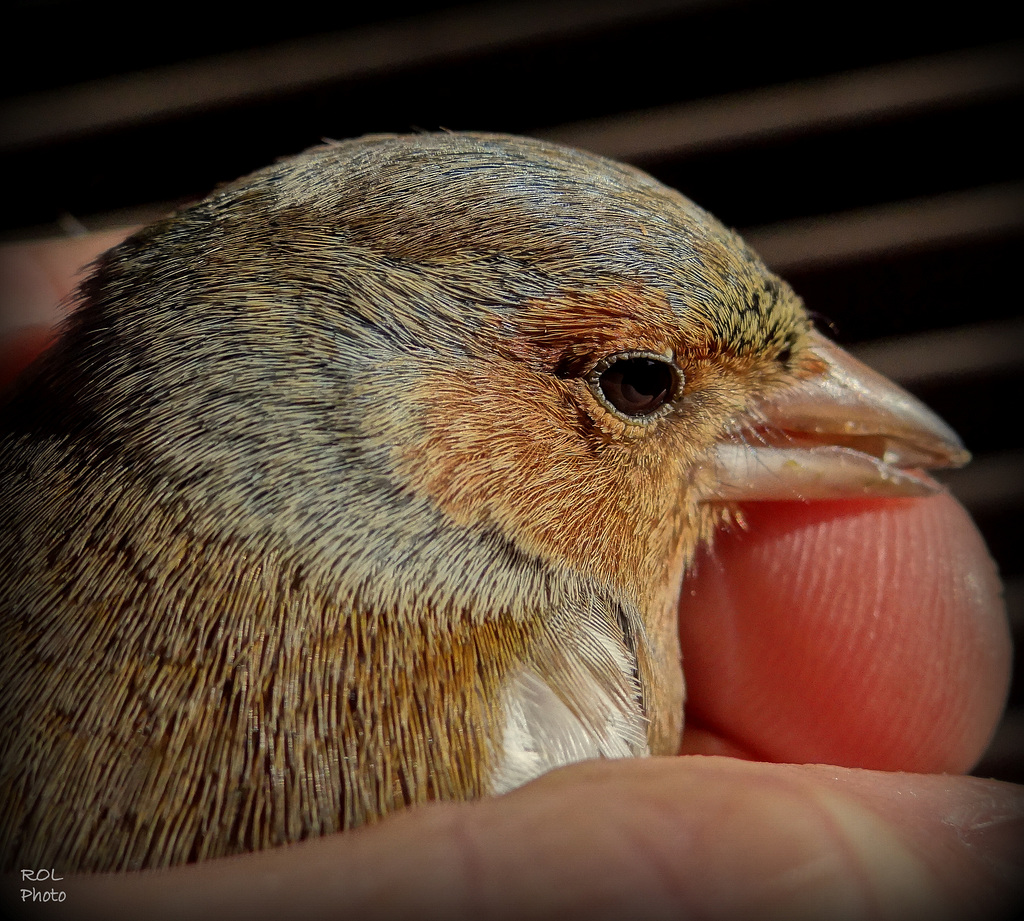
[0,133,967,872]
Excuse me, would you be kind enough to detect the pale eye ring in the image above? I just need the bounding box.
[588,351,682,420]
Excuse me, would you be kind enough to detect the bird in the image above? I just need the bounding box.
[0,132,968,873]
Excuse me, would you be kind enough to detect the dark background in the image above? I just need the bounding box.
[2,0,1021,780]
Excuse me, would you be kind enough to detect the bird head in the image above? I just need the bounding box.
[0,133,968,869]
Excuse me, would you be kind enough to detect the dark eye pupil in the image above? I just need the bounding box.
[598,358,674,416]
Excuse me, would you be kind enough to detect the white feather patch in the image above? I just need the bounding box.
[490,662,649,795]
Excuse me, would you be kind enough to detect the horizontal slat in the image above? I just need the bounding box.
[741,182,1024,272]
[933,450,1024,513]
[0,0,697,152]
[538,43,1024,161]
[849,318,1024,389]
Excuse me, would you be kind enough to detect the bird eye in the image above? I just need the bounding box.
[592,353,679,419]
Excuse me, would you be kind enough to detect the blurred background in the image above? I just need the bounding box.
[1,0,1021,780]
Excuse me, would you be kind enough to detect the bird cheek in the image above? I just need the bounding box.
[391,362,699,608]
[392,359,579,539]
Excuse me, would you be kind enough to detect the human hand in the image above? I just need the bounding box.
[1,227,1019,921]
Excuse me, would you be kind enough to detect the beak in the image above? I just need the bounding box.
[710,330,970,501]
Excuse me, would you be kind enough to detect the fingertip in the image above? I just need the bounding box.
[680,493,1010,772]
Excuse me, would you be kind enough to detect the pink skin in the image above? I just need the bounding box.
[1,234,1020,920]
[680,496,1010,775]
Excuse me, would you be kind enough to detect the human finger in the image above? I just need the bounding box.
[10,757,1020,921]
[678,495,1011,774]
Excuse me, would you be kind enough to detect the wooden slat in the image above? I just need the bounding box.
[0,0,700,151]
[850,319,1024,389]
[538,43,1024,162]
[741,182,1024,272]
[933,450,1024,513]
